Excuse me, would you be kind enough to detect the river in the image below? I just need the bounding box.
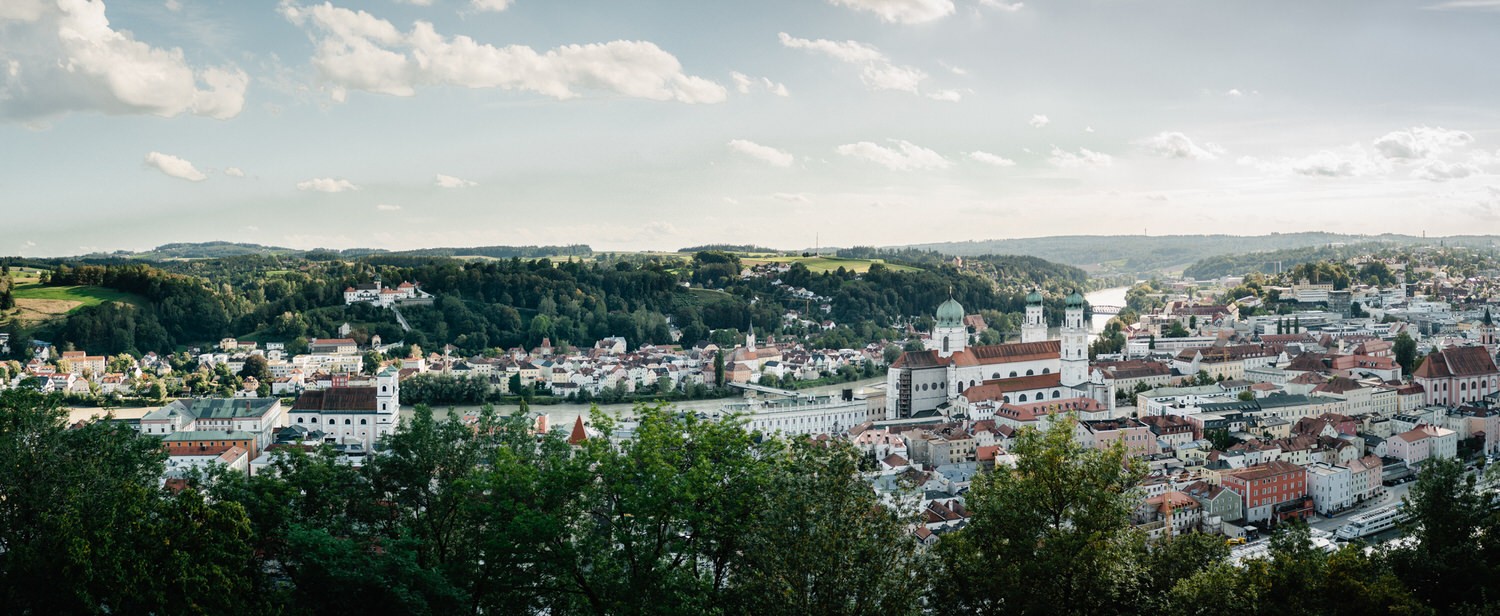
[1085,285,1132,339]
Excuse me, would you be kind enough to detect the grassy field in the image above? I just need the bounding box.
[5,281,143,325]
[740,255,918,273]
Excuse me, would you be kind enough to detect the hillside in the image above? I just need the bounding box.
[903,233,1500,276]
[68,242,595,262]
[2,268,144,326]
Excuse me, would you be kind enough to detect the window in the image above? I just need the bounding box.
[1010,371,1018,378]
[361,419,367,425]
[1027,369,1035,376]
[1042,368,1050,374]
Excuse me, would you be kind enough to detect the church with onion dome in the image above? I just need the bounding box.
[884,290,1114,422]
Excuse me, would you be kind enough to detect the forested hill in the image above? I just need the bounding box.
[69,242,594,262]
[6,249,1093,358]
[1182,242,1389,279]
[904,233,1500,276]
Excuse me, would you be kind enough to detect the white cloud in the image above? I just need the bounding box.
[967,151,1016,167]
[778,32,930,94]
[827,0,955,24]
[1287,150,1383,178]
[223,167,245,177]
[143,152,207,182]
[1048,146,1113,169]
[764,78,789,97]
[1412,159,1482,182]
[776,33,884,63]
[1427,0,1500,9]
[772,192,812,203]
[435,173,478,188]
[926,89,962,102]
[1028,114,1049,128]
[836,139,950,171]
[297,177,358,192]
[376,203,402,211]
[1473,186,1500,220]
[939,61,967,75]
[471,0,511,11]
[0,0,248,121]
[1140,131,1220,160]
[730,71,789,96]
[1084,126,1095,133]
[280,2,725,104]
[164,0,182,11]
[860,63,927,93]
[727,139,794,167]
[1372,126,1474,160]
[978,0,1025,11]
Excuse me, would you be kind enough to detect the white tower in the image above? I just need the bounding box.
[746,322,756,350]
[372,366,402,446]
[1061,291,1089,387]
[930,298,968,358]
[1022,289,1047,344]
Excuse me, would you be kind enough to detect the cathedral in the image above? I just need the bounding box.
[884,291,1114,421]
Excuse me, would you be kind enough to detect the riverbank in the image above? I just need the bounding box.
[66,376,888,430]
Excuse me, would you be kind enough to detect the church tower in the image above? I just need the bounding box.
[931,297,968,358]
[1061,290,1089,387]
[746,321,756,350]
[1022,289,1047,344]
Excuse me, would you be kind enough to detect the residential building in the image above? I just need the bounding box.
[1412,345,1500,406]
[1220,460,1311,524]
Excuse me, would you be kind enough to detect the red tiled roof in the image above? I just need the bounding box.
[568,416,589,445]
[1224,460,1304,481]
[292,387,378,411]
[1414,346,1498,379]
[891,350,946,369]
[962,340,1062,365]
[961,373,1065,402]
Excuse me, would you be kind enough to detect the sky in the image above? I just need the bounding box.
[4,0,1500,257]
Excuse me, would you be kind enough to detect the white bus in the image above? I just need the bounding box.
[1336,504,1406,541]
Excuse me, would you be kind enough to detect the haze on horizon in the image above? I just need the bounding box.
[4,0,1500,258]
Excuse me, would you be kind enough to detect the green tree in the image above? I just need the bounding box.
[1166,321,1190,338]
[238,354,272,382]
[727,438,927,616]
[0,389,263,614]
[1388,457,1494,611]
[1394,331,1417,375]
[930,416,1144,615]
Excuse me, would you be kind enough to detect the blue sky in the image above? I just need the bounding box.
[4,0,1500,257]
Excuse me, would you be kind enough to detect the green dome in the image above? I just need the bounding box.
[1026,289,1044,305]
[1065,291,1085,308]
[936,298,965,327]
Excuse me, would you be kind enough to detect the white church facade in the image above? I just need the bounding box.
[885,291,1113,421]
[344,276,429,308]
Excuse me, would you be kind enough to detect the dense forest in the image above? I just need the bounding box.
[1182,242,1398,280]
[7,248,1093,358]
[3,388,1497,615]
[907,232,1500,276]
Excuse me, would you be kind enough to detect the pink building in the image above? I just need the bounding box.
[1413,346,1499,407]
[1077,417,1159,457]
[1388,424,1458,467]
